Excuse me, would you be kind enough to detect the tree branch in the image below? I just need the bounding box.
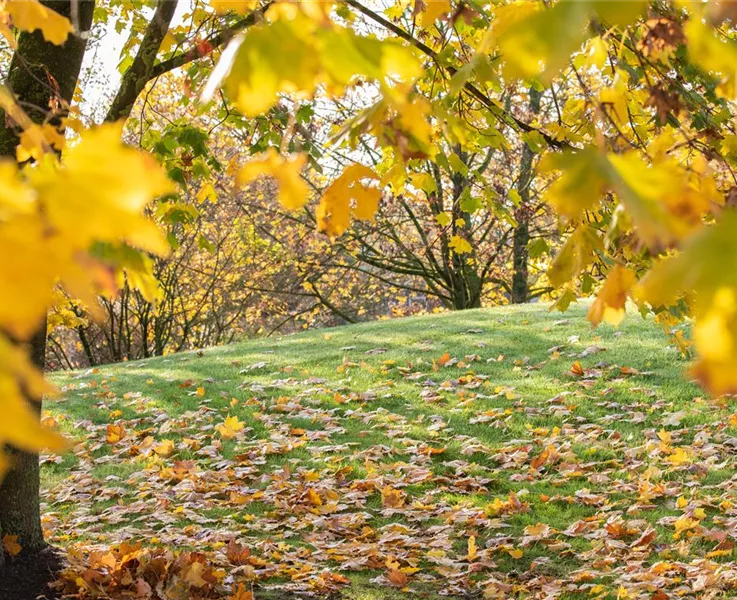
[343,0,569,150]
[106,1,179,122]
[150,2,273,79]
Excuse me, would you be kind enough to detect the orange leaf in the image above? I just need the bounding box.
[387,569,409,587]
[106,423,126,444]
[2,533,21,557]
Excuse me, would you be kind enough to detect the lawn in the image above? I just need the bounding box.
[40,303,737,599]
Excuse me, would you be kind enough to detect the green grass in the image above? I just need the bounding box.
[42,303,737,599]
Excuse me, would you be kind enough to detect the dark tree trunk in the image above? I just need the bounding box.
[104,0,179,122]
[449,150,482,310]
[511,87,541,304]
[0,0,95,557]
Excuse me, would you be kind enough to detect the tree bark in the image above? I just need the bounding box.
[511,87,541,304]
[0,0,95,556]
[104,0,179,123]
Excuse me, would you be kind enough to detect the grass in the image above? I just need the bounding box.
[42,303,737,599]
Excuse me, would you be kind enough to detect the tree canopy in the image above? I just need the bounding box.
[2,0,737,484]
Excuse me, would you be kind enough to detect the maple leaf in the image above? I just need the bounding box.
[225,540,251,565]
[237,149,308,211]
[666,447,691,466]
[209,0,259,14]
[106,423,126,444]
[381,485,406,508]
[317,164,381,238]
[449,235,472,255]
[588,266,637,328]
[216,415,245,439]
[5,0,73,45]
[153,440,175,457]
[387,569,409,587]
[227,582,254,600]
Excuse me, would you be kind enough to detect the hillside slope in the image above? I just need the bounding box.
[39,304,731,600]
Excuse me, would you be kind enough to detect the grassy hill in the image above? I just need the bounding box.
[41,304,734,599]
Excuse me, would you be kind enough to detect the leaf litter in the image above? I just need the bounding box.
[38,307,737,599]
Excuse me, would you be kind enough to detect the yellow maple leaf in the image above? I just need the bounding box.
[673,514,700,539]
[5,0,73,45]
[216,415,245,439]
[587,265,637,328]
[317,164,381,237]
[666,447,691,466]
[418,0,451,28]
[0,339,67,455]
[209,0,259,14]
[449,235,472,255]
[106,423,126,444]
[153,439,175,457]
[32,123,173,256]
[381,485,406,508]
[306,488,323,506]
[196,181,218,204]
[238,149,308,210]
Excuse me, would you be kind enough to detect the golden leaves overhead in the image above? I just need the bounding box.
[209,0,259,15]
[237,149,308,210]
[0,122,172,468]
[317,164,381,237]
[2,0,73,45]
[587,265,636,327]
[215,4,420,117]
[497,0,645,82]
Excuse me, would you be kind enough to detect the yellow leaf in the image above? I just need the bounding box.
[673,515,700,539]
[587,265,636,327]
[548,225,601,288]
[666,447,691,466]
[5,0,73,45]
[0,161,34,218]
[419,0,451,28]
[636,212,737,394]
[153,439,175,457]
[381,485,406,508]
[0,339,67,455]
[317,164,381,237]
[237,149,308,210]
[196,386,206,397]
[31,122,173,257]
[181,560,208,587]
[467,535,477,561]
[216,415,245,439]
[449,235,472,254]
[507,548,523,559]
[435,212,451,227]
[497,1,644,81]
[196,181,218,204]
[307,488,323,506]
[209,0,258,14]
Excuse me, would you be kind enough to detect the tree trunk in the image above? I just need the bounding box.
[0,0,95,557]
[511,87,541,304]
